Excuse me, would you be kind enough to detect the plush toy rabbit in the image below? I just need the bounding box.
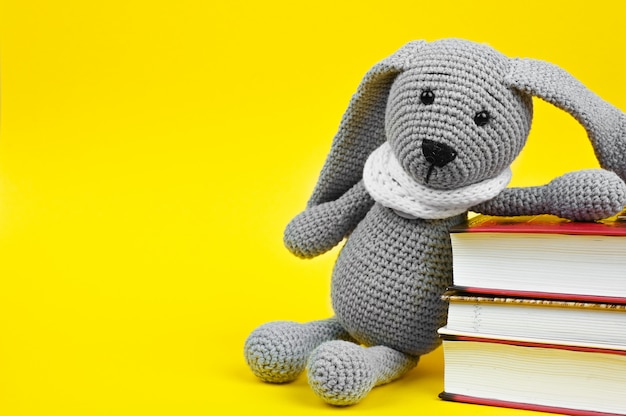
[244,38,626,406]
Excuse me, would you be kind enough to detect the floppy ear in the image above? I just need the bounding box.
[506,58,626,181]
[306,41,426,207]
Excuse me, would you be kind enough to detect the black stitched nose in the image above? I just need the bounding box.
[422,139,457,167]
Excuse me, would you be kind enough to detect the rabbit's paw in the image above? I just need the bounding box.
[283,205,348,258]
[244,321,311,383]
[307,341,376,406]
[544,169,626,221]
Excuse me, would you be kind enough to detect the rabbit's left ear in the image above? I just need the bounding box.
[506,58,626,181]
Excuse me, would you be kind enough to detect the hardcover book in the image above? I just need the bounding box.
[438,327,626,416]
[449,212,626,303]
[444,293,626,346]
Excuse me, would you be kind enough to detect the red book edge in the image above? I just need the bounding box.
[439,392,625,416]
[451,286,626,306]
[452,213,626,236]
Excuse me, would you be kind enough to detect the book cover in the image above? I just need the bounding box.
[438,328,626,416]
[452,211,626,236]
[443,293,626,345]
[449,212,626,300]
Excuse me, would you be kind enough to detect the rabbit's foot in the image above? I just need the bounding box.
[306,341,418,406]
[244,319,351,383]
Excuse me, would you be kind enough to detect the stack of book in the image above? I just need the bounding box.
[438,212,626,416]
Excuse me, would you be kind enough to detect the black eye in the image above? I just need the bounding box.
[420,90,435,105]
[474,110,490,126]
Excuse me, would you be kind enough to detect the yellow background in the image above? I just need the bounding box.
[0,1,624,415]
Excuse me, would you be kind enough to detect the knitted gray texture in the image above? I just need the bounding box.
[307,341,419,406]
[507,58,626,183]
[284,181,374,258]
[244,38,626,406]
[244,318,354,383]
[331,204,463,355]
[473,169,626,220]
[307,40,426,207]
[384,42,532,190]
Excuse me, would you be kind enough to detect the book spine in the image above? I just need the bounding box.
[451,286,626,305]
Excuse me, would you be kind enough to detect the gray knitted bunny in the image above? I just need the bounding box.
[244,39,626,406]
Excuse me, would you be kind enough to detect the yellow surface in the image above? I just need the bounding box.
[0,1,624,415]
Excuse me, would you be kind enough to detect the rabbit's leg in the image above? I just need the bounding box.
[244,318,353,383]
[307,340,419,406]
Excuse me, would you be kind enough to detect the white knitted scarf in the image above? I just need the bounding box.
[363,142,512,219]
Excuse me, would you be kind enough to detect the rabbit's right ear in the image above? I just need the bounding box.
[306,41,426,207]
[506,58,626,182]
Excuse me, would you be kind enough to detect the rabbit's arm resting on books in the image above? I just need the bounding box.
[471,169,626,222]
